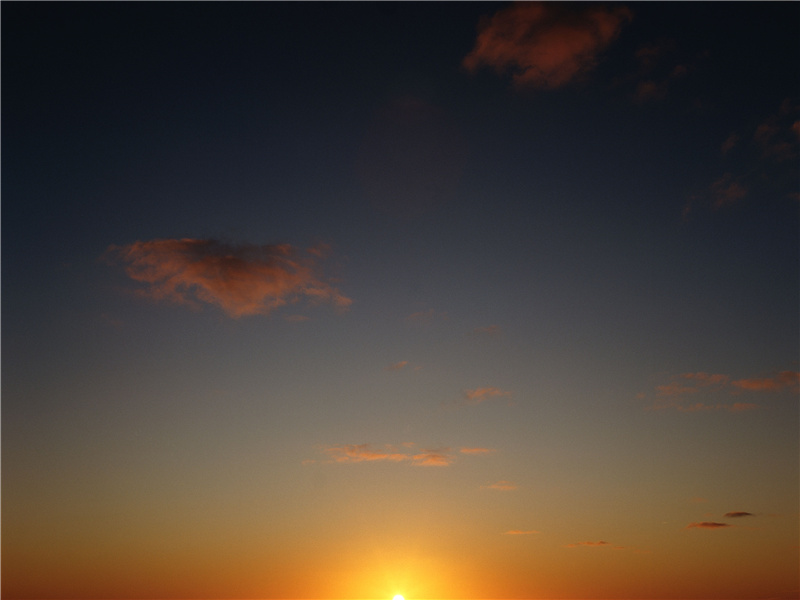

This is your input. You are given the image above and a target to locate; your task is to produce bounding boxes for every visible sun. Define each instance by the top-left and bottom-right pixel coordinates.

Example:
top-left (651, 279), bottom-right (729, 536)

top-left (392, 595), bottom-right (405, 600)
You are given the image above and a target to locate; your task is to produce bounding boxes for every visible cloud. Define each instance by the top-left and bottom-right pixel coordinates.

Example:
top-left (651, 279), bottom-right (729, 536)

top-left (324, 444), bottom-right (411, 464)
top-left (724, 512), bottom-right (754, 518)
top-left (721, 133), bottom-right (740, 155)
top-left (481, 480), bottom-right (517, 491)
top-left (320, 444), bottom-right (455, 467)
top-left (685, 522), bottom-right (731, 529)
top-left (411, 450), bottom-right (454, 467)
top-left (386, 361), bottom-right (409, 371)
top-left (106, 239), bottom-right (351, 318)
top-left (459, 447), bottom-right (496, 455)
top-left (462, 2), bottom-right (632, 89)
top-left (646, 369), bottom-right (796, 412)
top-left (463, 386), bottom-right (513, 405)
top-left (566, 541), bottom-right (610, 547)
top-left (732, 371), bottom-right (799, 393)
top-left (473, 324), bottom-right (501, 335)
top-left (406, 308), bottom-right (447, 323)
top-left (710, 173), bottom-right (747, 209)
top-left (504, 529), bottom-right (540, 535)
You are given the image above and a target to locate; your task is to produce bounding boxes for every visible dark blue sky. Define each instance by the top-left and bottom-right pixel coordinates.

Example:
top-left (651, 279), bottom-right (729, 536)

top-left (3, 3), bottom-right (799, 599)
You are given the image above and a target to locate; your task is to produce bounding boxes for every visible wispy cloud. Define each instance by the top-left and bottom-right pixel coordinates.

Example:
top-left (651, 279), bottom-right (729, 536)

top-left (724, 511), bottom-right (754, 518)
top-left (473, 324), bottom-right (501, 336)
top-left (685, 522), bottom-right (731, 529)
top-left (406, 308), bottom-right (446, 323)
top-left (463, 386), bottom-right (513, 405)
top-left (503, 529), bottom-right (540, 535)
top-left (481, 480), bottom-right (517, 491)
top-left (646, 368), bottom-right (798, 412)
top-left (386, 361), bottom-right (409, 371)
top-left (459, 447), bottom-right (496, 455)
top-left (106, 239), bottom-right (351, 318)
top-left (319, 444), bottom-right (456, 467)
top-left (462, 2), bottom-right (632, 90)
top-left (732, 371), bottom-right (799, 393)
top-left (566, 541), bottom-right (610, 548)
top-left (686, 99), bottom-right (800, 216)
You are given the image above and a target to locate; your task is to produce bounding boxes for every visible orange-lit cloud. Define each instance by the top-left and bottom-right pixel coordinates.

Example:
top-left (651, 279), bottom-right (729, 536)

top-left (724, 511), bottom-right (754, 518)
top-left (106, 239), bottom-right (351, 318)
top-left (473, 324), bottom-right (501, 335)
top-left (721, 132), bottom-right (740, 154)
top-left (462, 2), bottom-right (632, 89)
top-left (459, 447), bottom-right (496, 455)
top-left (412, 450), bottom-right (454, 467)
top-left (320, 444), bottom-right (456, 467)
top-left (710, 173), bottom-right (747, 209)
top-left (647, 369), bottom-right (796, 412)
top-left (732, 371), bottom-right (799, 393)
top-left (685, 522), bottom-right (731, 529)
top-left (481, 480), bottom-right (517, 491)
top-left (324, 444), bottom-right (411, 464)
top-left (566, 541), bottom-right (610, 547)
top-left (463, 386), bottom-right (512, 405)
top-left (503, 529), bottom-right (540, 535)
top-left (386, 361), bottom-right (409, 371)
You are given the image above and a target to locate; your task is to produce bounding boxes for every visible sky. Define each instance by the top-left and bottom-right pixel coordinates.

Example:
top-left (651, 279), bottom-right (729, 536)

top-left (2, 2), bottom-right (799, 599)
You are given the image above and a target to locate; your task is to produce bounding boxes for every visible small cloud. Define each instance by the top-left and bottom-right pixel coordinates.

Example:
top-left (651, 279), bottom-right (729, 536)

top-left (463, 386), bottom-right (513, 405)
top-left (685, 522), bottom-right (731, 529)
top-left (724, 511), bottom-right (754, 518)
top-left (459, 447), bottom-right (496, 455)
top-left (105, 239), bottom-right (351, 318)
top-left (324, 444), bottom-right (411, 464)
top-left (473, 324), bottom-right (501, 335)
top-left (566, 541), bottom-right (610, 548)
top-left (412, 449), bottom-right (454, 467)
top-left (386, 360), bottom-right (409, 371)
top-left (406, 308), bottom-right (446, 323)
top-left (710, 173), bottom-right (747, 209)
top-left (732, 371), bottom-right (799, 393)
top-left (481, 480), bottom-right (517, 491)
top-left (690, 497), bottom-right (708, 504)
top-left (503, 529), bottom-right (540, 535)
top-left (721, 132), bottom-right (740, 155)
top-left (319, 444), bottom-right (456, 467)
top-left (285, 314), bottom-right (310, 323)
top-left (462, 2), bottom-right (632, 90)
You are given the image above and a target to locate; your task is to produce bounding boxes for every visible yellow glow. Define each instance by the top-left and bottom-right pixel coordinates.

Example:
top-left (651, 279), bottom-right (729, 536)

top-left (392, 595), bottom-right (404, 600)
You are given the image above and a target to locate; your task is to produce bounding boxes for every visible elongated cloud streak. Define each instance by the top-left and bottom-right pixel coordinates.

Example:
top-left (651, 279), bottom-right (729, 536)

top-left (567, 541), bottom-right (610, 547)
top-left (504, 530), bottom-right (540, 535)
top-left (106, 239), bottom-right (351, 318)
top-left (463, 386), bottom-right (512, 405)
top-left (321, 444), bottom-right (454, 467)
top-left (459, 447), bottom-right (496, 455)
top-left (724, 511), bottom-right (754, 518)
top-left (463, 2), bottom-right (632, 89)
top-left (481, 480), bottom-right (517, 491)
top-left (732, 371), bottom-right (799, 392)
top-left (685, 522), bottom-right (731, 529)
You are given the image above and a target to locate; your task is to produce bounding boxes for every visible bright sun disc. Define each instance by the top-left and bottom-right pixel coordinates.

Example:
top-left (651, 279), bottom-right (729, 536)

top-left (392, 596), bottom-right (404, 600)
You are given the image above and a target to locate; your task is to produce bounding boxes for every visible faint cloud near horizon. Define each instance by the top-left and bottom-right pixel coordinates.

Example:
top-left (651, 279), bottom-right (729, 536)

top-left (105, 238), bottom-right (351, 318)
top-left (462, 2), bottom-right (632, 90)
top-left (481, 480), bottom-right (517, 491)
top-left (318, 443), bottom-right (458, 467)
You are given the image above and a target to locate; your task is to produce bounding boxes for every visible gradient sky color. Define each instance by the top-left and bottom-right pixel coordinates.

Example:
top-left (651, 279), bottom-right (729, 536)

top-left (2, 3), bottom-right (799, 599)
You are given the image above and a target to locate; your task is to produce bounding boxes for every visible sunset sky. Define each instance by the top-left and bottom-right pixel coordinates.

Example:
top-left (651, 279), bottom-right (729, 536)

top-left (2, 3), bottom-right (798, 599)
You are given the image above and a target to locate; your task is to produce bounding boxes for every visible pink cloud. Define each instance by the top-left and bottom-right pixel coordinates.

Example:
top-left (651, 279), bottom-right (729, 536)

top-left (710, 173), bottom-right (747, 209)
top-left (320, 444), bottom-right (455, 467)
top-left (463, 386), bottom-right (512, 405)
top-left (732, 371), bottom-right (799, 393)
top-left (685, 522), bottom-right (731, 529)
top-left (106, 239), bottom-right (351, 318)
top-left (481, 480), bottom-right (517, 491)
top-left (463, 2), bottom-right (632, 89)
top-left (386, 360), bottom-right (409, 371)
top-left (459, 447), bottom-right (496, 455)
top-left (503, 529), bottom-right (540, 535)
